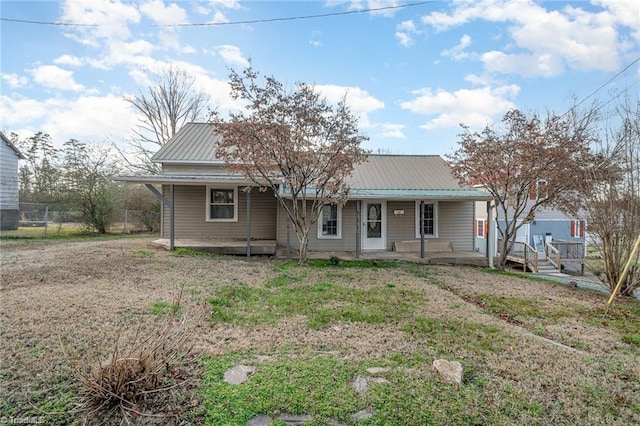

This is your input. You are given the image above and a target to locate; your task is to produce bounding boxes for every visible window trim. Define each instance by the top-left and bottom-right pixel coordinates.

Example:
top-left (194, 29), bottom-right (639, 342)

top-left (414, 201), bottom-right (438, 238)
top-left (206, 186), bottom-right (238, 222)
top-left (476, 219), bottom-right (487, 238)
top-left (317, 203), bottom-right (342, 239)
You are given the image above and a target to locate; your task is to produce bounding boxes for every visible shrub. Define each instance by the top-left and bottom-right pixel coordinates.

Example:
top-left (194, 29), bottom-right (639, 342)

top-left (73, 309), bottom-right (201, 422)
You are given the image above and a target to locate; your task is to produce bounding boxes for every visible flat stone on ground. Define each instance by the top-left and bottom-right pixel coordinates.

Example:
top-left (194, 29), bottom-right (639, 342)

top-left (352, 408), bottom-right (377, 421)
top-left (352, 375), bottom-right (369, 394)
top-left (276, 413), bottom-right (314, 425)
top-left (433, 359), bottom-right (463, 385)
top-left (246, 414), bottom-right (272, 426)
top-left (223, 365), bottom-right (256, 385)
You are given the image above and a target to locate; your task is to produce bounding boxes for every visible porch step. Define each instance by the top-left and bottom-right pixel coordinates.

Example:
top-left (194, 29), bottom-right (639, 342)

top-left (537, 259), bottom-right (560, 273)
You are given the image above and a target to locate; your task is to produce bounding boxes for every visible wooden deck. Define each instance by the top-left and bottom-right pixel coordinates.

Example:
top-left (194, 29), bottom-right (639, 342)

top-left (153, 238), bottom-right (488, 266)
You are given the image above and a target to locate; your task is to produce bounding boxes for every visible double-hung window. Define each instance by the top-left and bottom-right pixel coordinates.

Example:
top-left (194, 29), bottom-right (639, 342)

top-left (415, 201), bottom-right (438, 238)
top-left (207, 186), bottom-right (238, 222)
top-left (318, 204), bottom-right (342, 239)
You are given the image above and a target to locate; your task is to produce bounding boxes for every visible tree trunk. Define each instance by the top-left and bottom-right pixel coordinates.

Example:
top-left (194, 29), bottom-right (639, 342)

top-left (298, 232), bottom-right (309, 265)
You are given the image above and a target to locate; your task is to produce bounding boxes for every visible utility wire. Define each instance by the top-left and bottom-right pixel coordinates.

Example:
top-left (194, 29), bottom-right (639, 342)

top-left (558, 56), bottom-right (640, 119)
top-left (0, 1), bottom-right (435, 27)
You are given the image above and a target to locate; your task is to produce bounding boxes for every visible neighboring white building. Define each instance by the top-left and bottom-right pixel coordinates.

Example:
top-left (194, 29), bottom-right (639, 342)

top-left (0, 132), bottom-right (25, 230)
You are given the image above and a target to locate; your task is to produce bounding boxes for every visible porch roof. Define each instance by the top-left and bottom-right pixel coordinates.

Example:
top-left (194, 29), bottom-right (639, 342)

top-left (349, 188), bottom-right (492, 201)
top-left (113, 174), bottom-right (251, 185)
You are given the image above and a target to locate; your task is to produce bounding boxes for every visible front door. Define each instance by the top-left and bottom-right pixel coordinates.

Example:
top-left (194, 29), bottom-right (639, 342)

top-left (362, 201), bottom-right (386, 250)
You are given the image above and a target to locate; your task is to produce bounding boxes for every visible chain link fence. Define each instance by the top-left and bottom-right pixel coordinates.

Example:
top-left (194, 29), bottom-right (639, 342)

top-left (8, 202), bottom-right (160, 238)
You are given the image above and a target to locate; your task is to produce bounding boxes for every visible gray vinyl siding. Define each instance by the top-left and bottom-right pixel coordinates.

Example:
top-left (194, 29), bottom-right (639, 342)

top-left (438, 201), bottom-right (474, 251)
top-left (276, 201), bottom-right (358, 252)
top-left (387, 201), bottom-right (416, 249)
top-left (0, 139), bottom-right (20, 210)
top-left (276, 199), bottom-right (474, 252)
top-left (388, 200), bottom-right (473, 251)
top-left (161, 185), bottom-right (277, 240)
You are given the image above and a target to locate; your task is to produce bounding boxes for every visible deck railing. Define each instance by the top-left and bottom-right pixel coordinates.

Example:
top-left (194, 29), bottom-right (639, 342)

top-left (546, 240), bottom-right (585, 274)
top-left (497, 238), bottom-right (539, 272)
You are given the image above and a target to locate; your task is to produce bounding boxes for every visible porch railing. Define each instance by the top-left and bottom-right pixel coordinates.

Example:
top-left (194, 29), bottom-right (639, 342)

top-left (497, 238), bottom-right (539, 273)
top-left (546, 240), bottom-right (585, 274)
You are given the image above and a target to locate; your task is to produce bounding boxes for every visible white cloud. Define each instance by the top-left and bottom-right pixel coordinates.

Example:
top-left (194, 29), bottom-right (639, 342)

top-left (481, 50), bottom-right (564, 77)
top-left (216, 45), bottom-right (249, 68)
top-left (327, 0), bottom-right (402, 17)
top-left (441, 34), bottom-right (472, 61)
top-left (314, 84), bottom-right (384, 128)
top-left (395, 20), bottom-right (421, 47)
top-left (31, 65), bottom-right (85, 92)
top-left (140, 0), bottom-right (188, 25)
top-left (61, 0), bottom-right (141, 46)
top-left (209, 0), bottom-right (242, 9)
top-left (421, 0), bottom-right (637, 76)
top-left (2, 73), bottom-right (28, 89)
top-left (376, 123), bottom-right (405, 139)
top-left (401, 85), bottom-right (520, 130)
top-left (367, 0), bottom-right (402, 17)
top-left (54, 54), bottom-right (84, 67)
top-left (0, 94), bottom-right (137, 145)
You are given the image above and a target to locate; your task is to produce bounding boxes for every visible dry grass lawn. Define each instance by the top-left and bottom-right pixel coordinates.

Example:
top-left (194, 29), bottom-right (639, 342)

top-left (1, 237), bottom-right (639, 425)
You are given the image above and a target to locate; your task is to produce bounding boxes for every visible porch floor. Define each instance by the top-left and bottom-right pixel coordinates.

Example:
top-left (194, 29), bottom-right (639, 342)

top-left (153, 238), bottom-right (488, 266)
top-left (153, 239), bottom-right (277, 255)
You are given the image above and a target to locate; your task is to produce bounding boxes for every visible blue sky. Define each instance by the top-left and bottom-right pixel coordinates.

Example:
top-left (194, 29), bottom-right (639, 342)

top-left (1, 0), bottom-right (639, 155)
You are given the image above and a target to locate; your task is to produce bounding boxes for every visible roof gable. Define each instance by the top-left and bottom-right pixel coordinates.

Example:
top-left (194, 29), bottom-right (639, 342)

top-left (348, 155), bottom-right (461, 190)
top-left (152, 123), bottom-right (221, 163)
top-left (1, 131), bottom-right (26, 159)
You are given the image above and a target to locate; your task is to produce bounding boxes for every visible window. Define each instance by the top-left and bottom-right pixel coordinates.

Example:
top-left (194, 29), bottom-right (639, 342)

top-left (415, 201), bottom-right (438, 238)
top-left (570, 220), bottom-right (585, 238)
top-left (475, 219), bottom-right (487, 238)
top-left (206, 186), bottom-right (238, 222)
top-left (529, 179), bottom-right (548, 200)
top-left (318, 204), bottom-right (342, 239)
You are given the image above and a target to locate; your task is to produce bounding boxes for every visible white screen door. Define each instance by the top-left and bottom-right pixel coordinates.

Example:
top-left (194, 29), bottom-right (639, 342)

top-left (362, 201), bottom-right (386, 250)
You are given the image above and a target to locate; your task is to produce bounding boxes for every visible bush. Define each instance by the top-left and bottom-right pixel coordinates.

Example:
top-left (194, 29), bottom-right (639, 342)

top-left (74, 309), bottom-right (201, 422)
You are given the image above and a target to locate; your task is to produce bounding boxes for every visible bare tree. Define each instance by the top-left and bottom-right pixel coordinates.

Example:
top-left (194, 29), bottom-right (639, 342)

top-left (447, 109), bottom-right (596, 270)
top-left (121, 66), bottom-right (210, 174)
top-left (211, 65), bottom-right (368, 263)
top-left (579, 98), bottom-right (640, 296)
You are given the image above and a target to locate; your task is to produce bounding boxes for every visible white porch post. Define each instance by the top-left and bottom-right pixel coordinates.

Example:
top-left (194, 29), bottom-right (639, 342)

top-left (246, 188), bottom-right (251, 257)
top-left (487, 200), bottom-right (495, 268)
top-left (420, 200), bottom-right (425, 259)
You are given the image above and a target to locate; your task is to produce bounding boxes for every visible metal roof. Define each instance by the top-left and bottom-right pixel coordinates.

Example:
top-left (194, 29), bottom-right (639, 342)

top-left (152, 123), bottom-right (222, 163)
top-left (137, 123), bottom-right (489, 200)
top-left (349, 188), bottom-right (493, 200)
top-left (1, 131), bottom-right (26, 159)
top-left (348, 155), bottom-right (462, 190)
top-left (114, 175), bottom-right (250, 185)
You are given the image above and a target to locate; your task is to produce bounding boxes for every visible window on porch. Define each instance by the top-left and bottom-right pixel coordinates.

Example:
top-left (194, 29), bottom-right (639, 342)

top-left (415, 201), bottom-right (438, 238)
top-left (318, 203), bottom-right (342, 239)
top-left (206, 186), bottom-right (238, 222)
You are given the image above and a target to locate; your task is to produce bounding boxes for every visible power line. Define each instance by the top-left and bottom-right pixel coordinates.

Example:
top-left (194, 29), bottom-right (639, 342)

top-left (558, 56), bottom-right (640, 119)
top-left (0, 1), bottom-right (435, 28)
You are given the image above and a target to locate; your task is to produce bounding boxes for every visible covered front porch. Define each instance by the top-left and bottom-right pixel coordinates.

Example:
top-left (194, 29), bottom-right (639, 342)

top-left (151, 237), bottom-right (488, 266)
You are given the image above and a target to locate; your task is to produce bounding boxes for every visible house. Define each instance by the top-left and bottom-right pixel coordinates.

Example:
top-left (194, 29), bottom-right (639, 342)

top-left (0, 132), bottom-right (25, 231)
top-left (474, 191), bottom-right (586, 273)
top-left (117, 123), bottom-right (493, 261)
